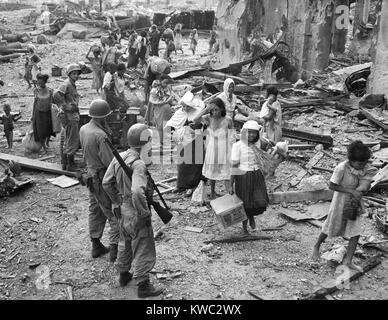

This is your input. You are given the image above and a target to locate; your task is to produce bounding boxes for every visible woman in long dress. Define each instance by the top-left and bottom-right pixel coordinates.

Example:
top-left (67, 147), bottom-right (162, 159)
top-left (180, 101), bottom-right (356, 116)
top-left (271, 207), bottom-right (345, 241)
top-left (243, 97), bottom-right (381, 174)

top-left (32, 73), bottom-right (54, 152)
top-left (165, 91), bottom-right (206, 197)
top-left (194, 97), bottom-right (233, 199)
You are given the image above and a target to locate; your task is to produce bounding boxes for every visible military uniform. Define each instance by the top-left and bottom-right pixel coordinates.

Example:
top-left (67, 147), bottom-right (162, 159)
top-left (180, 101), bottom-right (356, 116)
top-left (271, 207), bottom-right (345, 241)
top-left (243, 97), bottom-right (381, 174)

top-left (102, 148), bottom-right (156, 284)
top-left (80, 119), bottom-right (120, 247)
top-left (54, 78), bottom-right (80, 158)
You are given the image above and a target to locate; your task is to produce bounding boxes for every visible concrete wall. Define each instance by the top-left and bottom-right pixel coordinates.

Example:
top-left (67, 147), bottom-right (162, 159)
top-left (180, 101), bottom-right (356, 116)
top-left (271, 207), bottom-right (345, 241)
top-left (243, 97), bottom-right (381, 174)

top-left (368, 0), bottom-right (388, 94)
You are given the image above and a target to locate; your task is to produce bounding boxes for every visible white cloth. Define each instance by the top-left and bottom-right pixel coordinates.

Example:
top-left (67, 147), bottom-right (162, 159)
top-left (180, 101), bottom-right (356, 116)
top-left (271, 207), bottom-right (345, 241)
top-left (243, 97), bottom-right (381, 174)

top-left (102, 72), bottom-right (112, 89)
top-left (165, 108), bottom-right (187, 130)
top-left (231, 140), bottom-right (262, 172)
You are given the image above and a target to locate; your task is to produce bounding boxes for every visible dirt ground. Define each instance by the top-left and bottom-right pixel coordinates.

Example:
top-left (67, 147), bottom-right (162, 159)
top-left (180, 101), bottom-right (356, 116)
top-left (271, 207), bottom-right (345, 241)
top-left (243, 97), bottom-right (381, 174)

top-left (1, 8), bottom-right (388, 301)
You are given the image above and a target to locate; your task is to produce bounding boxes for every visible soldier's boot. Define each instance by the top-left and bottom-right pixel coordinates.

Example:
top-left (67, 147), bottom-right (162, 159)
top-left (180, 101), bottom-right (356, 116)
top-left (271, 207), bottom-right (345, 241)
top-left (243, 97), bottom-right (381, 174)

top-left (109, 244), bottom-right (118, 262)
top-left (61, 153), bottom-right (67, 170)
top-left (137, 279), bottom-right (164, 298)
top-left (66, 155), bottom-right (77, 172)
top-left (119, 272), bottom-right (133, 287)
top-left (91, 238), bottom-right (109, 258)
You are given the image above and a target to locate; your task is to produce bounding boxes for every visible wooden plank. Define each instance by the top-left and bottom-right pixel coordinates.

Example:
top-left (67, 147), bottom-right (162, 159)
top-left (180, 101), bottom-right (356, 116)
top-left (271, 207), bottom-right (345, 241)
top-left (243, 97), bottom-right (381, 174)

top-left (290, 168), bottom-right (308, 187)
top-left (306, 152), bottom-right (324, 169)
top-left (269, 190), bottom-right (334, 204)
top-left (204, 235), bottom-right (272, 244)
top-left (157, 177), bottom-right (177, 184)
top-left (288, 144), bottom-right (317, 150)
top-left (289, 152), bottom-right (324, 187)
top-left (0, 153), bottom-right (77, 177)
top-left (360, 108), bottom-right (388, 132)
top-left (312, 166), bottom-right (334, 173)
top-left (184, 226), bottom-right (203, 233)
top-left (301, 255), bottom-right (382, 300)
top-left (196, 71), bottom-right (253, 85)
top-left (282, 127), bottom-right (333, 148)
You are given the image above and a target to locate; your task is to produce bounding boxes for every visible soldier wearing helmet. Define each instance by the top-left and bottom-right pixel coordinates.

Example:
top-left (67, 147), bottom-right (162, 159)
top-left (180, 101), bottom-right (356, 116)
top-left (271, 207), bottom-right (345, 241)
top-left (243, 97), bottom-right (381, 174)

top-left (102, 124), bottom-right (164, 298)
top-left (79, 99), bottom-right (120, 262)
top-left (53, 63), bottom-right (82, 171)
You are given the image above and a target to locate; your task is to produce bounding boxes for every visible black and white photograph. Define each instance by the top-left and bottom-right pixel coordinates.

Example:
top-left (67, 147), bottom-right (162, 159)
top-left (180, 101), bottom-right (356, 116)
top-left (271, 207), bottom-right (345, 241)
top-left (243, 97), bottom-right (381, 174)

top-left (0, 0), bottom-right (387, 310)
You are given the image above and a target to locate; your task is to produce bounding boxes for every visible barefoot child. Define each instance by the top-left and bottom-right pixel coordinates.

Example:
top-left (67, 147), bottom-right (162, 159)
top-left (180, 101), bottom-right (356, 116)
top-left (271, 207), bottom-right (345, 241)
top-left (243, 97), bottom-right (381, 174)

top-left (1, 103), bottom-right (22, 149)
top-left (189, 29), bottom-right (198, 55)
top-left (230, 120), bottom-right (272, 234)
top-left (312, 141), bottom-right (377, 272)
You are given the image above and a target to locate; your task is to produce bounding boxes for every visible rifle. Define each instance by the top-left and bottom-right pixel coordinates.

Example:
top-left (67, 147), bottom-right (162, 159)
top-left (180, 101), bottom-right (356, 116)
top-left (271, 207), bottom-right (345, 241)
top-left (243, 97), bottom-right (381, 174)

top-left (104, 138), bottom-right (173, 225)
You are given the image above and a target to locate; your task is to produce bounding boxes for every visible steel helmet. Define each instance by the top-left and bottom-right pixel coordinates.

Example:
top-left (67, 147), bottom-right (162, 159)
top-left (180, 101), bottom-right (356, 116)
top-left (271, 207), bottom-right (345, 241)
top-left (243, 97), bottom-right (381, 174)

top-left (66, 63), bottom-right (81, 76)
top-left (242, 120), bottom-right (262, 132)
top-left (127, 124), bottom-right (152, 148)
top-left (88, 99), bottom-right (112, 118)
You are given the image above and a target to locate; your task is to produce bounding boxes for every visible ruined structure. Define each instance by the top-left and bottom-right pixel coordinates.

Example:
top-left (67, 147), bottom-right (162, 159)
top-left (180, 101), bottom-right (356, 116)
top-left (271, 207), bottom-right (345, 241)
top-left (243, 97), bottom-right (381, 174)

top-left (215, 0), bottom-right (385, 83)
top-left (368, 0), bottom-right (388, 95)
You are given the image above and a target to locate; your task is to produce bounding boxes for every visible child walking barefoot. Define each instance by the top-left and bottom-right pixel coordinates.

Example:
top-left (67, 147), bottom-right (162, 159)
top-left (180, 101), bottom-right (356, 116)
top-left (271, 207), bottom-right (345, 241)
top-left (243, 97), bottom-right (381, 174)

top-left (230, 121), bottom-right (272, 234)
top-left (312, 141), bottom-right (377, 272)
top-left (1, 103), bottom-right (22, 149)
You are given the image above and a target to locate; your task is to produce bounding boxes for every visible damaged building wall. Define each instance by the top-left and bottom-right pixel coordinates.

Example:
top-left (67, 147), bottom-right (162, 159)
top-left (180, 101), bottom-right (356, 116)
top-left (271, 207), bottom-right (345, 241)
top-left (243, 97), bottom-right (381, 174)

top-left (368, 0), bottom-right (388, 95)
top-left (214, 0), bottom-right (286, 68)
top-left (215, 0), bottom-right (342, 79)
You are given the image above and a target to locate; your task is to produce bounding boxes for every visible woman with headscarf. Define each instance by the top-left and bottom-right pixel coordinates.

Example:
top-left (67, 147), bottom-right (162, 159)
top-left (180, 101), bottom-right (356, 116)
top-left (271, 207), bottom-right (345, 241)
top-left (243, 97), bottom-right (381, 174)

top-left (32, 73), bottom-right (55, 152)
top-left (218, 78), bottom-right (250, 126)
top-left (165, 91), bottom-right (206, 196)
top-left (193, 97), bottom-right (233, 199)
top-left (230, 120), bottom-right (273, 233)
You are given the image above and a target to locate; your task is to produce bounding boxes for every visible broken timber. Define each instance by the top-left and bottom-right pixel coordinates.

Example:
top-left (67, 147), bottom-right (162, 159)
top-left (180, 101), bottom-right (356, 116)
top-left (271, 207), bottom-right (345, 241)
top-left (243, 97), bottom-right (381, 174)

top-left (290, 152), bottom-right (324, 187)
top-left (0, 153), bottom-right (77, 177)
top-left (204, 235), bottom-right (272, 244)
top-left (300, 255), bottom-right (382, 300)
top-left (359, 108), bottom-right (388, 132)
top-left (282, 127), bottom-right (333, 148)
top-left (269, 190), bottom-right (334, 204)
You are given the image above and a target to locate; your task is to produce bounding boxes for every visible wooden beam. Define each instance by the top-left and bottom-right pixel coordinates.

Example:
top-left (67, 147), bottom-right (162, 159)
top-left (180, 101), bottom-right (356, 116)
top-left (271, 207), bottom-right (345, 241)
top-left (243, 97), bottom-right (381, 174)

top-left (204, 235), bottom-right (272, 244)
top-left (360, 108), bottom-right (388, 132)
top-left (196, 71), bottom-right (254, 85)
top-left (269, 190), bottom-right (334, 204)
top-left (301, 255), bottom-right (382, 300)
top-left (288, 144), bottom-right (317, 150)
top-left (0, 153), bottom-right (77, 177)
top-left (289, 152), bottom-right (324, 187)
top-left (282, 127), bottom-right (333, 148)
